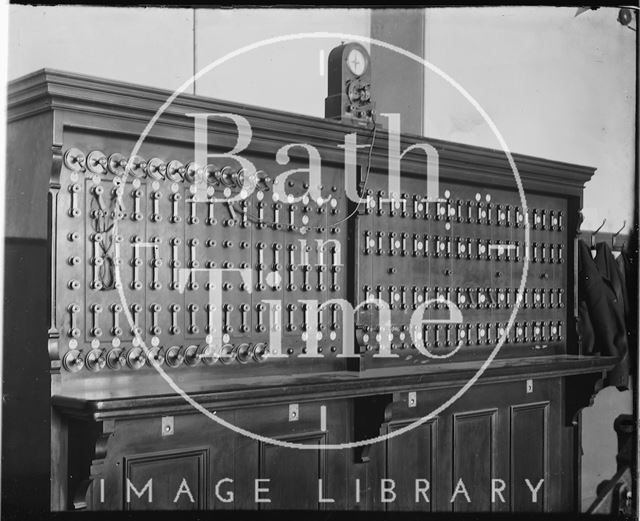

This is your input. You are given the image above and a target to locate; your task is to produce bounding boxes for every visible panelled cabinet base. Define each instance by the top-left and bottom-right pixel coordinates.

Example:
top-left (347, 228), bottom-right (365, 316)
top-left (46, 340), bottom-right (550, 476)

top-left (5, 69), bottom-right (618, 513)
top-left (53, 356), bottom-right (614, 512)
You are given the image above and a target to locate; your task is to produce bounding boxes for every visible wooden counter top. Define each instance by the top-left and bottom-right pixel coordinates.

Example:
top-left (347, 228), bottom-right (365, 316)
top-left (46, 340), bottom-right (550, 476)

top-left (53, 354), bottom-right (616, 420)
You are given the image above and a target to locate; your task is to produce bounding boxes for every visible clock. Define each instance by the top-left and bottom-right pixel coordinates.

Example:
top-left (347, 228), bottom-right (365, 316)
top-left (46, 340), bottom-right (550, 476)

top-left (324, 42), bottom-right (375, 127)
top-left (346, 48), bottom-right (367, 76)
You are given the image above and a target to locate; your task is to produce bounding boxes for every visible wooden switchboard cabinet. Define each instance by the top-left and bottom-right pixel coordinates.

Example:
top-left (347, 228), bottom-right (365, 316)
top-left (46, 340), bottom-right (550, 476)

top-left (3, 69), bottom-right (617, 514)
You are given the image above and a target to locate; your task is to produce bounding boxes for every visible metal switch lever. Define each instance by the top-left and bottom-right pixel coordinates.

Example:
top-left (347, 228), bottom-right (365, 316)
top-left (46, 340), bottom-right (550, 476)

top-left (331, 266), bottom-right (340, 292)
top-left (273, 202), bottom-right (281, 229)
top-left (302, 266), bottom-right (311, 291)
top-left (68, 304), bottom-right (81, 338)
top-left (110, 304), bottom-right (123, 336)
top-left (255, 303), bottom-right (266, 332)
top-left (189, 238), bottom-right (199, 268)
top-left (169, 304), bottom-right (181, 335)
top-left (389, 232), bottom-right (396, 256)
top-left (131, 188), bottom-right (143, 222)
top-left (205, 304), bottom-right (215, 334)
top-left (188, 197), bottom-right (199, 224)
top-left (376, 191), bottom-right (385, 215)
top-left (240, 201), bottom-right (249, 228)
top-left (206, 198), bottom-right (216, 225)
top-left (130, 236), bottom-right (143, 290)
top-left (170, 237), bottom-right (181, 290)
top-left (151, 190), bottom-right (162, 222)
top-left (149, 303), bottom-right (161, 336)
top-left (223, 304), bottom-right (233, 333)
top-left (188, 304), bottom-right (199, 334)
top-left (130, 303), bottom-right (142, 335)
top-left (90, 304), bottom-right (103, 337)
top-left (68, 183), bottom-right (81, 218)
top-left (287, 304), bottom-right (297, 331)
top-left (289, 204), bottom-right (296, 229)
top-left (170, 192), bottom-right (182, 223)
top-left (272, 243), bottom-right (282, 271)
top-left (330, 304), bottom-right (339, 330)
top-left (90, 233), bottom-right (103, 290)
top-left (317, 265), bottom-right (326, 291)
top-left (239, 303), bottom-right (249, 333)
top-left (256, 202), bottom-right (265, 227)
top-left (377, 231), bottom-right (384, 255)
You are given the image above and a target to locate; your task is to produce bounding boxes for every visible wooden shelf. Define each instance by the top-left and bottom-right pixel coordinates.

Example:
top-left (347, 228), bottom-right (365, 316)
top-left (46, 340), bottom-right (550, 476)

top-left (53, 354), bottom-right (616, 421)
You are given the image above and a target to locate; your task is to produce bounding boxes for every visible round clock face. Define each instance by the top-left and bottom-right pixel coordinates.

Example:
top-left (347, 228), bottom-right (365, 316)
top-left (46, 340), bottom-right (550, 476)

top-left (346, 48), bottom-right (367, 76)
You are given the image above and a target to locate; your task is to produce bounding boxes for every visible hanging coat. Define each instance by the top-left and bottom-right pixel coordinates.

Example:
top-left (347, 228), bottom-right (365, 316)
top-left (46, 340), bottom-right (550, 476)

top-left (577, 240), bottom-right (629, 390)
top-left (617, 249), bottom-right (636, 371)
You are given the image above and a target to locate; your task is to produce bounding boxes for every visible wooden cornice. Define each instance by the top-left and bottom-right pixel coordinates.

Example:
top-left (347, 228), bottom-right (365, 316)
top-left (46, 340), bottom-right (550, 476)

top-left (8, 69), bottom-right (595, 195)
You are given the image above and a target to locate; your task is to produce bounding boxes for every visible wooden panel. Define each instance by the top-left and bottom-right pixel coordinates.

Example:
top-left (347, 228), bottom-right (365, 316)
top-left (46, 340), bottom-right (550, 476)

top-left (124, 449), bottom-right (208, 510)
top-left (511, 402), bottom-right (548, 512)
top-left (452, 409), bottom-right (497, 512)
top-left (385, 419), bottom-right (437, 511)
top-left (259, 432), bottom-right (327, 510)
top-left (4, 112), bottom-right (53, 239)
top-left (2, 240), bottom-right (50, 516)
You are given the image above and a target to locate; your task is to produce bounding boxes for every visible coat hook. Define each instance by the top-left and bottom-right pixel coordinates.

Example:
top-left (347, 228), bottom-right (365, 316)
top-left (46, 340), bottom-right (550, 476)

top-left (591, 219), bottom-right (606, 248)
top-left (612, 220), bottom-right (626, 249)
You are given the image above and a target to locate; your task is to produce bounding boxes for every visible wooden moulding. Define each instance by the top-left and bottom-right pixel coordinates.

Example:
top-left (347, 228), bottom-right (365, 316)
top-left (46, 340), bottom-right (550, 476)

top-left (52, 354), bottom-right (616, 422)
top-left (8, 69), bottom-right (595, 197)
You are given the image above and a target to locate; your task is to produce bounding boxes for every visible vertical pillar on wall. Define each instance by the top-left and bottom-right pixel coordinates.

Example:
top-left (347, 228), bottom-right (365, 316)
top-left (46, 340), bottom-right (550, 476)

top-left (192, 9), bottom-right (195, 95)
top-left (370, 9), bottom-right (425, 136)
